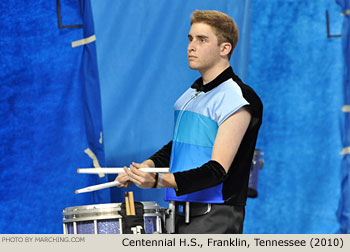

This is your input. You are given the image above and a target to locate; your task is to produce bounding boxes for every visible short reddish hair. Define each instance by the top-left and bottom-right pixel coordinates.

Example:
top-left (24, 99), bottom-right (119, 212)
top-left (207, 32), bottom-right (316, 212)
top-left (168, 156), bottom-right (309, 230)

top-left (190, 10), bottom-right (239, 60)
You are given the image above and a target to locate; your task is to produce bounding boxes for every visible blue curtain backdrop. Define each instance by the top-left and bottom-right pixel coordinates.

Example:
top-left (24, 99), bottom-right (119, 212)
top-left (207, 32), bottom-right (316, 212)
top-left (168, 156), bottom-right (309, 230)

top-left (336, 0), bottom-right (350, 234)
top-left (0, 0), bottom-right (345, 234)
top-left (244, 0), bottom-right (343, 233)
top-left (0, 0), bottom-right (108, 234)
top-left (90, 0), bottom-right (253, 208)
top-left (92, 0), bottom-right (344, 233)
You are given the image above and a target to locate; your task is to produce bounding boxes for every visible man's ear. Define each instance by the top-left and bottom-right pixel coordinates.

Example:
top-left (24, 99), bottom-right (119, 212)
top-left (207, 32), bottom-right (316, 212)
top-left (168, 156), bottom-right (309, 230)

top-left (220, 42), bottom-right (232, 57)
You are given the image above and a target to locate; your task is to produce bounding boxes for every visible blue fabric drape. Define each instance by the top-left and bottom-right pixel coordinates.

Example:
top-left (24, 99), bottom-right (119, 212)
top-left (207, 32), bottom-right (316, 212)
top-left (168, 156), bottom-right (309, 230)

top-left (244, 0), bottom-right (342, 233)
top-left (0, 0), bottom-right (344, 234)
top-left (93, 0), bottom-right (343, 233)
top-left (0, 0), bottom-right (108, 233)
top-left (78, 0), bottom-right (109, 203)
top-left (336, 0), bottom-right (350, 234)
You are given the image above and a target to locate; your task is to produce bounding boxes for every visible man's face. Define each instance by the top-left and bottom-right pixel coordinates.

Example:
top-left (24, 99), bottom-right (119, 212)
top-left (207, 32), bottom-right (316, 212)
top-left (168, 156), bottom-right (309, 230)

top-left (187, 22), bottom-right (222, 73)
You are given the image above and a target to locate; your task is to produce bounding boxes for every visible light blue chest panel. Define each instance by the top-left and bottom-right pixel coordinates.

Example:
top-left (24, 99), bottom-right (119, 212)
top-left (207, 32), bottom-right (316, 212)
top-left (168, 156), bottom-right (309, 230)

top-left (165, 79), bottom-right (249, 203)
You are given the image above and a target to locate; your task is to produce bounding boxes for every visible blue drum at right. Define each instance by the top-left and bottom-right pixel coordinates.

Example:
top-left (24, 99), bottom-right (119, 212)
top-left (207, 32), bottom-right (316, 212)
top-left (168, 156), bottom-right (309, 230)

top-left (247, 149), bottom-right (264, 198)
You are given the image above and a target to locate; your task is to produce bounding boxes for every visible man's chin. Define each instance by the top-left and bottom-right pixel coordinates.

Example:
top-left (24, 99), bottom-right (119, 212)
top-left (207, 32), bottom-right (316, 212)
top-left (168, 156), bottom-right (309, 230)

top-left (188, 63), bottom-right (199, 70)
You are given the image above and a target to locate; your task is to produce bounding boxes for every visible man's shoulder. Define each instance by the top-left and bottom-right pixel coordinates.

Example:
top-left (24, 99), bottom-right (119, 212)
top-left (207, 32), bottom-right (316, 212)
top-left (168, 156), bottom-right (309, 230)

top-left (229, 72), bottom-right (263, 117)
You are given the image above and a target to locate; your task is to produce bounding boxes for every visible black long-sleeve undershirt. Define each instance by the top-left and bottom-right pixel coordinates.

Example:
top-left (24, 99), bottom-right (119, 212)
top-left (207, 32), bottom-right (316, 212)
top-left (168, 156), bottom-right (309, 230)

top-left (149, 142), bottom-right (226, 195)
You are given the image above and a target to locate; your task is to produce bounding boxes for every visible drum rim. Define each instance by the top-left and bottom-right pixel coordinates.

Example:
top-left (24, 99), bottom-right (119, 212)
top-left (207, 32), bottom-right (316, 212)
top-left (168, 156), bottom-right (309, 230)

top-left (62, 215), bottom-right (123, 223)
top-left (62, 201), bottom-right (161, 221)
top-left (64, 201), bottom-right (158, 210)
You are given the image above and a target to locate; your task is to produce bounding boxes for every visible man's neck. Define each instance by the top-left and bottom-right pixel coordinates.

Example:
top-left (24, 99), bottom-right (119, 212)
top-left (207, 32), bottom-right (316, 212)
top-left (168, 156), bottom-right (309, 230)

top-left (200, 61), bottom-right (230, 85)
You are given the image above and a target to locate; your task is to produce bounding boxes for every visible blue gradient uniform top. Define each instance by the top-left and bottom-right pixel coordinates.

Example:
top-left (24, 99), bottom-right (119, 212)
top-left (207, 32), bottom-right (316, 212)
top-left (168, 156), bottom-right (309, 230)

top-left (165, 78), bottom-right (249, 203)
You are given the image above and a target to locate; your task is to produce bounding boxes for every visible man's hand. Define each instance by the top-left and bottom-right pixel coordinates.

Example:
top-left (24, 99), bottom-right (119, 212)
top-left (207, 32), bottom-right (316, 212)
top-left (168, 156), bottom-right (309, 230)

top-left (115, 168), bottom-right (132, 188)
top-left (124, 162), bottom-right (157, 188)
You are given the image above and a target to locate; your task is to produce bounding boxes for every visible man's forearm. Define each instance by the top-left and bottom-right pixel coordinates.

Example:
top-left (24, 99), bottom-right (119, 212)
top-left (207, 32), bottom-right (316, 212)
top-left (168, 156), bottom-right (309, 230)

top-left (173, 160), bottom-right (226, 195)
top-left (157, 173), bottom-right (177, 189)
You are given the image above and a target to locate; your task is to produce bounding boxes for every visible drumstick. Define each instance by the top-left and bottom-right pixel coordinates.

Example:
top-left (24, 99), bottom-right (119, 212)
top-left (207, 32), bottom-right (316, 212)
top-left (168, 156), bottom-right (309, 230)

top-left (124, 192), bottom-right (131, 216)
top-left (77, 167), bottom-right (170, 174)
top-left (128, 191), bottom-right (136, 215)
top-left (75, 181), bottom-right (122, 194)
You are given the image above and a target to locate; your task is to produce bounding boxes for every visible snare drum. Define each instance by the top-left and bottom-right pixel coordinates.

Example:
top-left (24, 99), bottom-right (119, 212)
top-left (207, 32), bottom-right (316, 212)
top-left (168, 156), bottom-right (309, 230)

top-left (62, 201), bottom-right (164, 234)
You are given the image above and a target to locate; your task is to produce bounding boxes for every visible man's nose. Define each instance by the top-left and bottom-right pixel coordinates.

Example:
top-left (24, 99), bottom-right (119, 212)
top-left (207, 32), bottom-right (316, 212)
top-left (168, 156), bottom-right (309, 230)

top-left (188, 41), bottom-right (196, 52)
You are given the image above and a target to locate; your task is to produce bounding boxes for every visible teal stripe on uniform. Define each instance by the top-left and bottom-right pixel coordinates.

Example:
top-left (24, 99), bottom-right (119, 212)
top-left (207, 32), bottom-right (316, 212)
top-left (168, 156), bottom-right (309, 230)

top-left (173, 110), bottom-right (218, 147)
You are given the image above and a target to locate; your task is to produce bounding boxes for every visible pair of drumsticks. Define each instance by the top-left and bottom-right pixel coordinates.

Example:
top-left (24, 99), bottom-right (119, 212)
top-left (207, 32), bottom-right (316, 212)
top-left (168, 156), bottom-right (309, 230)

top-left (124, 191), bottom-right (135, 215)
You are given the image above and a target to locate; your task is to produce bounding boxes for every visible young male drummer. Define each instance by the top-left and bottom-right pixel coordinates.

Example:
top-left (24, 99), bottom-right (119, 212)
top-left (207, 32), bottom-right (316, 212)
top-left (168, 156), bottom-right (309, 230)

top-left (116, 10), bottom-right (263, 234)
